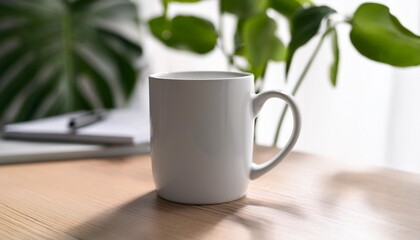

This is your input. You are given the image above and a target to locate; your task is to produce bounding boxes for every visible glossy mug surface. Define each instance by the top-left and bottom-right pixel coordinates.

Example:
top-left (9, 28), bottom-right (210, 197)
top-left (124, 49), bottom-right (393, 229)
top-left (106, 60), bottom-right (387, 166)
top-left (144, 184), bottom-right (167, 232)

top-left (149, 71), bottom-right (301, 204)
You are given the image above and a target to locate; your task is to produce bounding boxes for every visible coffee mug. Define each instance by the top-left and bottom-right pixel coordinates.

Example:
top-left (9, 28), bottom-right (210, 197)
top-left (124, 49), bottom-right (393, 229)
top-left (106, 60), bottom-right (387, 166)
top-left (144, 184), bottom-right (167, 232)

top-left (149, 71), bottom-right (301, 204)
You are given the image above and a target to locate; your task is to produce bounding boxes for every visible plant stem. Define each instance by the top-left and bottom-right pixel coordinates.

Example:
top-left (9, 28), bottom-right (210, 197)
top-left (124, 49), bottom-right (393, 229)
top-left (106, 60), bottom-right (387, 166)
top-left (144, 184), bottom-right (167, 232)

top-left (272, 28), bottom-right (334, 146)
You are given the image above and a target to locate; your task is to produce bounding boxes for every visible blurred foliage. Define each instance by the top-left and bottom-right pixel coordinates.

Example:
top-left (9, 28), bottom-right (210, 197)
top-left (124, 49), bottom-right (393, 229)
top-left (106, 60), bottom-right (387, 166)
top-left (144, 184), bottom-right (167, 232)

top-left (149, 0), bottom-right (420, 83)
top-left (0, 0), bottom-right (142, 123)
top-left (285, 6), bottom-right (336, 78)
top-left (148, 0), bottom-right (420, 145)
top-left (2, 0), bottom-right (420, 144)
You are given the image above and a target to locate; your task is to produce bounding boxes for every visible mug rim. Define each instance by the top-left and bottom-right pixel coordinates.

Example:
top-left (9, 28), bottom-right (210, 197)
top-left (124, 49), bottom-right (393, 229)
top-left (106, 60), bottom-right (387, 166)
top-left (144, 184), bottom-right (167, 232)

top-left (149, 71), bottom-right (253, 81)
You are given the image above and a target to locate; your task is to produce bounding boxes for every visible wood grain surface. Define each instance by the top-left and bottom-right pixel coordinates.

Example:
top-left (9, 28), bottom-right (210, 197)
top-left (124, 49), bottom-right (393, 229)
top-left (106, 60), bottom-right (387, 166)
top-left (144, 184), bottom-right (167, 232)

top-left (0, 146), bottom-right (420, 240)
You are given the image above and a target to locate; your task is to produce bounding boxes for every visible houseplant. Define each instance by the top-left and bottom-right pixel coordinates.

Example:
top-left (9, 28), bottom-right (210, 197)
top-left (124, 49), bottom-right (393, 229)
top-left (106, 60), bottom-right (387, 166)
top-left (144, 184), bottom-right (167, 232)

top-left (0, 0), bottom-right (143, 123)
top-left (148, 0), bottom-right (420, 146)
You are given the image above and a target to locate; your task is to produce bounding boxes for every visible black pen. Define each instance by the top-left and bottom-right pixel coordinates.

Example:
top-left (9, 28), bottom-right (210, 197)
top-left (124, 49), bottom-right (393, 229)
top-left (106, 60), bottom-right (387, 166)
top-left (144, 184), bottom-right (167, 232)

top-left (68, 109), bottom-right (107, 129)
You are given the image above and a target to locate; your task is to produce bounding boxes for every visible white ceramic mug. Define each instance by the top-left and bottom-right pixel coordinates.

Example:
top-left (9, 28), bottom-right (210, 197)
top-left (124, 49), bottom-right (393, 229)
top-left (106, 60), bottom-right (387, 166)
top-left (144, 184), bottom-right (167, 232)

top-left (149, 71), bottom-right (301, 204)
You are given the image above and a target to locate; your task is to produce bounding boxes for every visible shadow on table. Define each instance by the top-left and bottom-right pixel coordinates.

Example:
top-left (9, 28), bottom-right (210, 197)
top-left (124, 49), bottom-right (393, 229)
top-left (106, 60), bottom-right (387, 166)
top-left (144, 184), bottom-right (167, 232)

top-left (68, 191), bottom-right (304, 240)
top-left (323, 169), bottom-right (420, 230)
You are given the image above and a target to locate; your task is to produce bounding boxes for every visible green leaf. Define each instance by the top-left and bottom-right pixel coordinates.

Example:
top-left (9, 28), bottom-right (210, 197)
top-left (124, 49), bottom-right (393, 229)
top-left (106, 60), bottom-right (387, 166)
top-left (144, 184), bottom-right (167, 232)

top-left (97, 27), bottom-right (143, 56)
top-left (243, 14), bottom-right (283, 79)
top-left (0, 0), bottom-right (142, 122)
top-left (101, 38), bottom-right (138, 98)
top-left (43, 95), bottom-right (65, 118)
top-left (171, 16), bottom-right (218, 54)
top-left (0, 59), bottom-right (41, 116)
top-left (286, 6), bottom-right (336, 77)
top-left (269, 0), bottom-right (313, 19)
top-left (148, 16), bottom-right (172, 46)
top-left (168, 0), bottom-right (201, 2)
top-left (74, 86), bottom-right (94, 110)
top-left (90, 2), bottom-right (139, 23)
top-left (0, 46), bottom-right (29, 79)
top-left (350, 3), bottom-right (420, 67)
top-left (148, 15), bottom-right (218, 54)
top-left (71, 0), bottom-right (100, 12)
top-left (270, 37), bottom-right (287, 62)
top-left (234, 19), bottom-right (245, 56)
top-left (270, 0), bottom-right (300, 19)
top-left (75, 53), bottom-right (115, 108)
top-left (78, 26), bottom-right (139, 99)
top-left (0, 26), bottom-right (60, 81)
top-left (13, 71), bottom-right (60, 122)
top-left (330, 29), bottom-right (339, 86)
top-left (0, 18), bottom-right (59, 45)
top-left (221, 0), bottom-right (268, 19)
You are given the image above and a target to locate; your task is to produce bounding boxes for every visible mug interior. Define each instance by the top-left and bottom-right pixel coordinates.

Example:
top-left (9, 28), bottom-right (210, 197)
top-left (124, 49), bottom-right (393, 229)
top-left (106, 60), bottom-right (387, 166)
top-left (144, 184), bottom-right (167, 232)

top-left (150, 71), bottom-right (252, 81)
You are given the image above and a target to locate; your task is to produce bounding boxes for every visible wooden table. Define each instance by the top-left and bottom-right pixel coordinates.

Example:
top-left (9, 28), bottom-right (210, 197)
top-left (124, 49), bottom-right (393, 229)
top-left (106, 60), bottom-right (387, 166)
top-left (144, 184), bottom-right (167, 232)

top-left (1, 146), bottom-right (419, 240)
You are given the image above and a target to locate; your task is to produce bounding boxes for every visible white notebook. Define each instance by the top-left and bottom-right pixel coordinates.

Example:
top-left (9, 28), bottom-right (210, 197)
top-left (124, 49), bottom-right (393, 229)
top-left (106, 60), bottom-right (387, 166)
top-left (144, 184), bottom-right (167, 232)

top-left (0, 109), bottom-right (150, 164)
top-left (0, 139), bottom-right (149, 164)
top-left (2, 109), bottom-right (150, 145)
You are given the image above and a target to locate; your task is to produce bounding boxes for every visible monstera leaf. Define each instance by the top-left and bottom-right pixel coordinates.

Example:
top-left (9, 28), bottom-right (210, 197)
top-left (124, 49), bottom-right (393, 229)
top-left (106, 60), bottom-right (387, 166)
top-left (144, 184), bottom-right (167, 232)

top-left (350, 3), bottom-right (420, 67)
top-left (0, 0), bottom-right (142, 123)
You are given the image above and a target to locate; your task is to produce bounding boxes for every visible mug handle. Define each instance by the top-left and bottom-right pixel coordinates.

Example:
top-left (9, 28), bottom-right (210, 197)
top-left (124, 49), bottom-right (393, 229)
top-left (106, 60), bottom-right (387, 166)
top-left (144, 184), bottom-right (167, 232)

top-left (250, 90), bottom-right (301, 179)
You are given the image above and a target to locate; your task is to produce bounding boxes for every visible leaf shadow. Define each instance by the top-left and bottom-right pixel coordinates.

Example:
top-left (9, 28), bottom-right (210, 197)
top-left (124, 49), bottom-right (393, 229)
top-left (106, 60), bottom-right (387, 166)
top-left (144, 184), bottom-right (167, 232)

top-left (67, 190), bottom-right (305, 240)
top-left (322, 169), bottom-right (420, 235)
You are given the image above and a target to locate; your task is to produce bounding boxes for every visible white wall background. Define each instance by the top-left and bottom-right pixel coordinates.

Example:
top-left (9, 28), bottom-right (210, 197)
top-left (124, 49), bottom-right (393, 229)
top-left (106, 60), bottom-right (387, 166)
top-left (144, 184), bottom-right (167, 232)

top-left (134, 0), bottom-right (420, 173)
